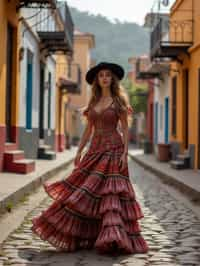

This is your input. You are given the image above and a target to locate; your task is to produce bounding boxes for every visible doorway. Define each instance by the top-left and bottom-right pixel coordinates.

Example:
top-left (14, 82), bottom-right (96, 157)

top-left (26, 50), bottom-right (33, 130)
top-left (183, 69), bottom-right (189, 149)
top-left (164, 97), bottom-right (169, 143)
top-left (5, 23), bottom-right (14, 142)
top-left (154, 102), bottom-right (158, 144)
top-left (39, 63), bottom-right (45, 140)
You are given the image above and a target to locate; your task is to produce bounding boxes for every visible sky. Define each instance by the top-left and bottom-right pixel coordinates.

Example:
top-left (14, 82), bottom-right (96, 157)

top-left (64, 0), bottom-right (175, 25)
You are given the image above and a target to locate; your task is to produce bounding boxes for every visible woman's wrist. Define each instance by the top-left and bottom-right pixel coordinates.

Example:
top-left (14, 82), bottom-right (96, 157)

top-left (77, 149), bottom-right (82, 154)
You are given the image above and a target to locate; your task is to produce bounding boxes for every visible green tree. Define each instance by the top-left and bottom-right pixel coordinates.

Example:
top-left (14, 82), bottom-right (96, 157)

top-left (122, 78), bottom-right (148, 114)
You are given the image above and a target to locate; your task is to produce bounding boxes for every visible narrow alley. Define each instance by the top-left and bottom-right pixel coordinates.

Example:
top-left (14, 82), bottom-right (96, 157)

top-left (0, 155), bottom-right (200, 266)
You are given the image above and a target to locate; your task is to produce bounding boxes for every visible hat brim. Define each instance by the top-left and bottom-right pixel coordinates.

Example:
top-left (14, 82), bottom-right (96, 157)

top-left (86, 62), bottom-right (124, 85)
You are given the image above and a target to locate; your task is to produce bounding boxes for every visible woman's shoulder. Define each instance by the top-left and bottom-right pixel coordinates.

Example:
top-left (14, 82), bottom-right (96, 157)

top-left (116, 103), bottom-right (134, 117)
top-left (79, 104), bottom-right (93, 117)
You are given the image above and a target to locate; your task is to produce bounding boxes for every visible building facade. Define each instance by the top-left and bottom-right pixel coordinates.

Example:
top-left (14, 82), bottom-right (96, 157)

top-left (150, 0), bottom-right (200, 169)
top-left (65, 30), bottom-right (95, 143)
top-left (0, 0), bottom-right (36, 173)
top-left (19, 1), bottom-right (75, 158)
top-left (0, 0), bottom-right (75, 173)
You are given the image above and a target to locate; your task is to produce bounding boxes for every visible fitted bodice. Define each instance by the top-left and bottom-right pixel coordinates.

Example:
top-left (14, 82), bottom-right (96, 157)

top-left (86, 103), bottom-right (124, 152)
top-left (91, 102), bottom-right (119, 132)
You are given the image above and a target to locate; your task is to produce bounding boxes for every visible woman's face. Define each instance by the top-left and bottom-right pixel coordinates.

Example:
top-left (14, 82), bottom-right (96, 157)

top-left (97, 69), bottom-right (112, 88)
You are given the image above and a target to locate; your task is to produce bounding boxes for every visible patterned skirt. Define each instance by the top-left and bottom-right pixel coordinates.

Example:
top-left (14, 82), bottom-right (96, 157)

top-left (31, 132), bottom-right (149, 254)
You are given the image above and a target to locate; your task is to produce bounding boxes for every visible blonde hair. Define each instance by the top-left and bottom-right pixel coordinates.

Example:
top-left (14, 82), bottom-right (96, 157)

top-left (82, 71), bottom-right (133, 127)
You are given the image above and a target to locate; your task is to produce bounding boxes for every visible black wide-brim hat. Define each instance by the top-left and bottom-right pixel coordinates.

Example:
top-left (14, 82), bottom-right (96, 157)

top-left (86, 62), bottom-right (124, 85)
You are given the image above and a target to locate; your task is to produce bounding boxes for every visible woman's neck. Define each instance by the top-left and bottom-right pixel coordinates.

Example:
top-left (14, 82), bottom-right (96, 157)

top-left (101, 87), bottom-right (112, 98)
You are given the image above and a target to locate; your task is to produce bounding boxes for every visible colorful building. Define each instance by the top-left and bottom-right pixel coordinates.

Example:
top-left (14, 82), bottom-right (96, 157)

top-left (18, 2), bottom-right (75, 159)
top-left (0, 0), bottom-right (74, 174)
top-left (150, 0), bottom-right (200, 169)
top-left (65, 30), bottom-right (95, 143)
top-left (127, 56), bottom-right (149, 145)
top-left (0, 0), bottom-right (36, 174)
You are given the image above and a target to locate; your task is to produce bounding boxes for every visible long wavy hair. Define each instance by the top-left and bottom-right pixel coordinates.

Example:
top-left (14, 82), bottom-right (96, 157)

top-left (82, 71), bottom-right (133, 127)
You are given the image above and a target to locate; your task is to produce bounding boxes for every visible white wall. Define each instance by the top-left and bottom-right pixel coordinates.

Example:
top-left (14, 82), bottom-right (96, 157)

top-left (19, 21), bottom-right (40, 129)
top-left (154, 73), bottom-right (170, 144)
top-left (19, 20), bottom-right (56, 132)
top-left (44, 56), bottom-right (56, 131)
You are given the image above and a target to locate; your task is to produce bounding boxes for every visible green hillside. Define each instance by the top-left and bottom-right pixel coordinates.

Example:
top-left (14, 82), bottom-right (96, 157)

top-left (69, 7), bottom-right (150, 72)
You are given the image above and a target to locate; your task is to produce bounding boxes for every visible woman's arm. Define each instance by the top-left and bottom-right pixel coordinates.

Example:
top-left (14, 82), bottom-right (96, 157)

top-left (74, 119), bottom-right (93, 167)
top-left (118, 106), bottom-right (133, 171)
top-left (119, 110), bottom-right (129, 155)
top-left (77, 120), bottom-right (93, 154)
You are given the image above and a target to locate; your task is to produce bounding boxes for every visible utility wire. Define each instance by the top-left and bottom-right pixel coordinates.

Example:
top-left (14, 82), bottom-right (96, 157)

top-left (22, 2), bottom-right (63, 38)
top-left (22, 9), bottom-right (42, 20)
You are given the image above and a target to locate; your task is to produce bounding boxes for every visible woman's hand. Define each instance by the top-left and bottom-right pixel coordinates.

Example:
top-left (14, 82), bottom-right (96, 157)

top-left (74, 151), bottom-right (82, 167)
top-left (119, 152), bottom-right (128, 171)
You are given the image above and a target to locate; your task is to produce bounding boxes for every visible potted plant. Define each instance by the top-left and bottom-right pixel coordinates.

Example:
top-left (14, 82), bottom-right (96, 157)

top-left (157, 142), bottom-right (171, 161)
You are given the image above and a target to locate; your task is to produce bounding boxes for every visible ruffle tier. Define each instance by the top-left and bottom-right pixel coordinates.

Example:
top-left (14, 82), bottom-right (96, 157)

top-left (31, 149), bottom-right (149, 254)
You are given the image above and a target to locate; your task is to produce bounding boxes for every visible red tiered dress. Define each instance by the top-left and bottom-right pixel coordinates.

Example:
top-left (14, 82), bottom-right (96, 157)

top-left (31, 100), bottom-right (149, 254)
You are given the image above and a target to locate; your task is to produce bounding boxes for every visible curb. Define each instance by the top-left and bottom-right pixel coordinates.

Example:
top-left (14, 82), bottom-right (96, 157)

top-left (128, 153), bottom-right (200, 204)
top-left (0, 156), bottom-right (75, 215)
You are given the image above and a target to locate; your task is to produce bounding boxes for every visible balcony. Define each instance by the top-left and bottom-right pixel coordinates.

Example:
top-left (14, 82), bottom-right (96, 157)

top-left (18, 0), bottom-right (57, 9)
top-left (136, 58), bottom-right (161, 80)
top-left (57, 63), bottom-right (81, 94)
top-left (58, 2), bottom-right (74, 53)
top-left (37, 31), bottom-right (71, 54)
top-left (150, 17), bottom-right (193, 62)
top-left (36, 2), bottom-right (74, 54)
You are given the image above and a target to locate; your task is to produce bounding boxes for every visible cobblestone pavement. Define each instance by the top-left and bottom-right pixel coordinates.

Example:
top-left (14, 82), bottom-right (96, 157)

top-left (0, 158), bottom-right (200, 266)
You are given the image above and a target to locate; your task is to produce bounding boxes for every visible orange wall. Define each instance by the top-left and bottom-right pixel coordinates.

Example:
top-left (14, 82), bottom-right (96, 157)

top-left (0, 0), bottom-right (19, 126)
top-left (170, 0), bottom-right (200, 168)
top-left (55, 55), bottom-right (70, 135)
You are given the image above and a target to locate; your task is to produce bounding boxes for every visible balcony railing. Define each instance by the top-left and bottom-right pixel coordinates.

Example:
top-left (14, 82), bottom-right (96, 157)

top-left (136, 58), bottom-right (161, 80)
top-left (18, 0), bottom-right (57, 9)
top-left (150, 17), bottom-right (193, 60)
top-left (58, 2), bottom-right (74, 53)
top-left (57, 63), bottom-right (81, 94)
top-left (27, 1), bottom-right (74, 54)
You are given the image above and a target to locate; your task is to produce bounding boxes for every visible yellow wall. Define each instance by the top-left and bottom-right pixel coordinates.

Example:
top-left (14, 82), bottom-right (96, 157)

top-left (0, 0), bottom-right (19, 127)
top-left (66, 33), bottom-right (95, 138)
top-left (55, 55), bottom-right (70, 135)
top-left (170, 0), bottom-right (200, 168)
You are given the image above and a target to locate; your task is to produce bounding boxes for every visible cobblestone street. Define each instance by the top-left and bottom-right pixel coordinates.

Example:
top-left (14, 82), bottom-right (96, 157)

top-left (0, 157), bottom-right (200, 266)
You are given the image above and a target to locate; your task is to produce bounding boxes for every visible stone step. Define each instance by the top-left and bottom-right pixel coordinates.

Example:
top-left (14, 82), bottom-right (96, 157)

top-left (170, 160), bottom-right (185, 170)
top-left (4, 150), bottom-right (25, 161)
top-left (177, 154), bottom-right (190, 159)
top-left (39, 144), bottom-right (51, 150)
top-left (38, 151), bottom-right (56, 160)
top-left (176, 154), bottom-right (190, 168)
top-left (4, 142), bottom-right (17, 151)
top-left (12, 159), bottom-right (35, 174)
top-left (4, 158), bottom-right (35, 174)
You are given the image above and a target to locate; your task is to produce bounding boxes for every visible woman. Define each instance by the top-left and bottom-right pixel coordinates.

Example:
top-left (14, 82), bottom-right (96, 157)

top-left (31, 62), bottom-right (149, 255)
